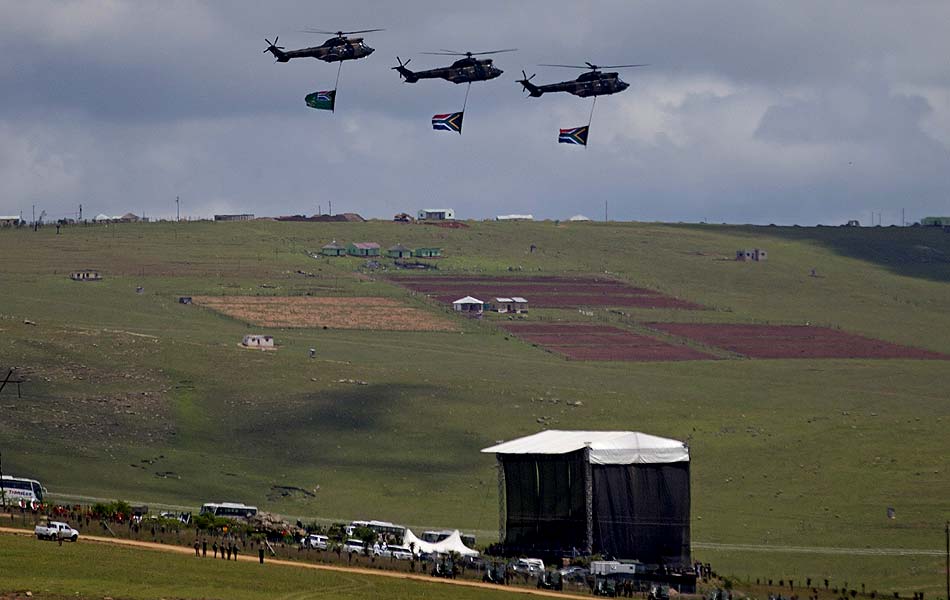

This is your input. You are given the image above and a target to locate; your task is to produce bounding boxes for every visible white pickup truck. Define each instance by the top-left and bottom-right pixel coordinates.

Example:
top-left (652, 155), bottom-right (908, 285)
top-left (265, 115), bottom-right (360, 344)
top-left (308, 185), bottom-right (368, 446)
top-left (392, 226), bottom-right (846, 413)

top-left (34, 521), bottom-right (79, 542)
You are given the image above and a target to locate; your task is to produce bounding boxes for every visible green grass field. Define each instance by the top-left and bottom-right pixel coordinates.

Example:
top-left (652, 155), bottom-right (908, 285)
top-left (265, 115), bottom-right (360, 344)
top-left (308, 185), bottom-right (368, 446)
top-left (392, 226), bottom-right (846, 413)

top-left (1, 220), bottom-right (948, 594)
top-left (0, 533), bottom-right (526, 599)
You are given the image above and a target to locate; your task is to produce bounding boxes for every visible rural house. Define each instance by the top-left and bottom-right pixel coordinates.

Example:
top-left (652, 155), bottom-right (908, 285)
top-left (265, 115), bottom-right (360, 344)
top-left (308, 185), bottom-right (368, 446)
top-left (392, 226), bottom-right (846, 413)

top-left (0, 216), bottom-right (22, 227)
top-left (214, 214), bottom-right (255, 222)
top-left (492, 297), bottom-right (528, 314)
top-left (736, 248), bottom-right (767, 262)
top-left (387, 244), bottom-right (413, 259)
top-left (413, 247), bottom-right (442, 258)
top-left (242, 334), bottom-right (274, 349)
top-left (70, 270), bottom-right (102, 281)
top-left (321, 241), bottom-right (346, 256)
top-left (452, 296), bottom-right (484, 315)
top-left (417, 208), bottom-right (455, 220)
top-left (347, 242), bottom-right (380, 257)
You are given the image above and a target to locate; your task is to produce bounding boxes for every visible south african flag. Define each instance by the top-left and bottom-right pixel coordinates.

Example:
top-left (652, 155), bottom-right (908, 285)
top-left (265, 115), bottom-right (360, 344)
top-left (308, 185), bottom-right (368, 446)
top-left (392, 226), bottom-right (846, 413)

top-left (305, 90), bottom-right (336, 112)
top-left (432, 111), bottom-right (464, 134)
top-left (558, 126), bottom-right (589, 146)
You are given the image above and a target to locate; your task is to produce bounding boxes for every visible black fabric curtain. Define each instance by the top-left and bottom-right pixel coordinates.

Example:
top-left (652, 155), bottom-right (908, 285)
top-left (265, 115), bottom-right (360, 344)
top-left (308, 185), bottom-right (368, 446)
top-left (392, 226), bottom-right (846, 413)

top-left (501, 451), bottom-right (587, 551)
top-left (591, 462), bottom-right (690, 566)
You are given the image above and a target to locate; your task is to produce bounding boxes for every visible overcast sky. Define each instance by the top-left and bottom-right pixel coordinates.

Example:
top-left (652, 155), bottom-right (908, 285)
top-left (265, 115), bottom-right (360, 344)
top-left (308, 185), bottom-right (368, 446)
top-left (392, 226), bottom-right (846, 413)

top-left (2, 1), bottom-right (950, 224)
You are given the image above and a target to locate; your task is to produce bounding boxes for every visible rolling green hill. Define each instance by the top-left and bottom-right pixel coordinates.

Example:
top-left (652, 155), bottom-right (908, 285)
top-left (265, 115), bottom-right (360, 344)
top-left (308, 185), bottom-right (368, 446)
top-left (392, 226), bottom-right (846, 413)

top-left (1, 219), bottom-right (948, 593)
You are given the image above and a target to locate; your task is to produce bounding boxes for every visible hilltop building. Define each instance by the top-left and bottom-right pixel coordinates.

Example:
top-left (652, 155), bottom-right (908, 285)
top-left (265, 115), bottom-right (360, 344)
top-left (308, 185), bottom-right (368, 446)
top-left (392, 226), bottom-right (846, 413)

top-left (452, 296), bottom-right (483, 315)
top-left (496, 214), bottom-right (534, 221)
top-left (0, 216), bottom-right (22, 227)
top-left (418, 208), bottom-right (455, 220)
top-left (413, 247), bottom-right (442, 258)
top-left (387, 244), bottom-right (413, 259)
top-left (736, 248), bottom-right (768, 261)
top-left (242, 334), bottom-right (274, 349)
top-left (321, 241), bottom-right (346, 256)
top-left (921, 216), bottom-right (950, 227)
top-left (492, 297), bottom-right (528, 314)
top-left (214, 214), bottom-right (255, 222)
top-left (347, 242), bottom-right (380, 257)
top-left (70, 270), bottom-right (102, 281)
top-left (568, 214), bottom-right (592, 222)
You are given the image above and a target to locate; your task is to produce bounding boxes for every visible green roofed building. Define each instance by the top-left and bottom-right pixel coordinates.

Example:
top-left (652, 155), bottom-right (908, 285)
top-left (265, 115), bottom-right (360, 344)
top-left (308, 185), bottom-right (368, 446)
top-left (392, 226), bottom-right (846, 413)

top-left (387, 244), bottom-right (413, 259)
top-left (321, 241), bottom-right (346, 256)
top-left (413, 247), bottom-right (442, 258)
top-left (920, 216), bottom-right (950, 227)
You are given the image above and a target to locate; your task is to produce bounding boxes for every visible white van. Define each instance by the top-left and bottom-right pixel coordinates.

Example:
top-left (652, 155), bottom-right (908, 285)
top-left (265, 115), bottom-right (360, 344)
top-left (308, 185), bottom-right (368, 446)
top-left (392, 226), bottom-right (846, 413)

top-left (300, 534), bottom-right (328, 550)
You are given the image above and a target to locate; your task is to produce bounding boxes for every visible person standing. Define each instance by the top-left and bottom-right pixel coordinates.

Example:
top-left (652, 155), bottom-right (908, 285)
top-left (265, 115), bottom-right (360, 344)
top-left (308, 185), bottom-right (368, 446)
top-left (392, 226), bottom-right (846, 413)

top-left (202, 539), bottom-right (207, 557)
top-left (194, 540), bottom-right (200, 556)
top-left (233, 544), bottom-right (239, 561)
top-left (226, 543), bottom-right (232, 561)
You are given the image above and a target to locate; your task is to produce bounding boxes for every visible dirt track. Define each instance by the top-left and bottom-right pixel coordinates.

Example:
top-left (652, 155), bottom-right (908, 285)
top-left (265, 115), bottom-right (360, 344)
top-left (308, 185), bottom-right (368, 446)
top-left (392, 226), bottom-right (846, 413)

top-left (0, 527), bottom-right (583, 599)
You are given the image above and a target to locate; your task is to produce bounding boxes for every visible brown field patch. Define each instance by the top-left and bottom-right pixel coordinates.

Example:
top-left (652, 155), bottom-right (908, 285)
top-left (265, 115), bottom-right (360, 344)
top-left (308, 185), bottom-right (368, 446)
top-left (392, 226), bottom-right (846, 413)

top-left (391, 274), bottom-right (703, 310)
top-left (192, 296), bottom-right (458, 331)
top-left (500, 323), bottom-right (715, 362)
top-left (646, 323), bottom-right (950, 360)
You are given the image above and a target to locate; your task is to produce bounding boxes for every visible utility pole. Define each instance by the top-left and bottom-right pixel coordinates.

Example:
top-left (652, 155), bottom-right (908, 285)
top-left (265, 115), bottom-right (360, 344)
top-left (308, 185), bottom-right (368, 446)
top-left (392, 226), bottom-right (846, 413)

top-left (329, 200), bottom-right (332, 216)
top-left (945, 520), bottom-right (948, 600)
top-left (32, 205), bottom-right (35, 227)
top-left (0, 450), bottom-right (4, 507)
top-left (176, 196), bottom-right (180, 222)
top-left (604, 199), bottom-right (608, 222)
top-left (79, 203), bottom-right (83, 221)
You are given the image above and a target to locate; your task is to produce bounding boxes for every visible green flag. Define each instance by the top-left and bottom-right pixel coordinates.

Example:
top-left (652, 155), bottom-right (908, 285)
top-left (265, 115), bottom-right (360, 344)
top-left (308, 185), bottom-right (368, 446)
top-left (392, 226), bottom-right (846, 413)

top-left (305, 90), bottom-right (336, 112)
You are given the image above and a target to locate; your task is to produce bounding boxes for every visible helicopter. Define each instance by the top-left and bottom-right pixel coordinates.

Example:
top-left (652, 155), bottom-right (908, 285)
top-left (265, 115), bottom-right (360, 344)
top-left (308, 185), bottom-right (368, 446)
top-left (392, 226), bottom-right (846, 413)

top-left (517, 62), bottom-right (647, 98)
top-left (392, 49), bottom-right (516, 84)
top-left (263, 28), bottom-right (382, 63)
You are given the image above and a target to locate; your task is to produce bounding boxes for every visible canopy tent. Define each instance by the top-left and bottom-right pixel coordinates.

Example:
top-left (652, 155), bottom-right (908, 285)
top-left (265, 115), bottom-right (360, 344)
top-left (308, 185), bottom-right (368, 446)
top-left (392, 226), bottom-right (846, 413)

top-left (482, 430), bottom-right (690, 566)
top-left (402, 528), bottom-right (479, 556)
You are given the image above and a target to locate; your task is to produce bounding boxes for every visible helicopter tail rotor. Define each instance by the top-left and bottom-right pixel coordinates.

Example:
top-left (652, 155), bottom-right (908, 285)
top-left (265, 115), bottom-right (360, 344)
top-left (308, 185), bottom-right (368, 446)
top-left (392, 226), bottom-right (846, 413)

top-left (517, 70), bottom-right (542, 97)
top-left (392, 56), bottom-right (418, 83)
top-left (264, 37), bottom-right (289, 62)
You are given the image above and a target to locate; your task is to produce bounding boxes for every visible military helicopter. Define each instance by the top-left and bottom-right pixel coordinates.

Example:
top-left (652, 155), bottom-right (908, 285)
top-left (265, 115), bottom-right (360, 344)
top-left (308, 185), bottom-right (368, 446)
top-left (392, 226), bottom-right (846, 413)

top-left (517, 62), bottom-right (647, 98)
top-left (392, 49), bottom-right (516, 84)
top-left (263, 28), bottom-right (382, 63)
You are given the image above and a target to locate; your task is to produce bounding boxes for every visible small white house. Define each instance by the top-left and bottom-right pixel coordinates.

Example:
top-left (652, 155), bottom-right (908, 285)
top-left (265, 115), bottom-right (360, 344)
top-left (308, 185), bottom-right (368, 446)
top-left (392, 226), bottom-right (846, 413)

top-left (418, 208), bottom-right (455, 220)
top-left (452, 296), bottom-right (484, 314)
top-left (495, 214), bottom-right (534, 221)
top-left (493, 297), bottom-right (528, 313)
top-left (242, 334), bottom-right (275, 349)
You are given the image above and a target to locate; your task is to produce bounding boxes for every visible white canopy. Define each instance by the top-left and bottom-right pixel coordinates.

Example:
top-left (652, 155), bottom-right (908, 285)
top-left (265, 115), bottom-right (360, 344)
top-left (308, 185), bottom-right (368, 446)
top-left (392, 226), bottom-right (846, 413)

top-left (402, 528), bottom-right (479, 556)
top-left (452, 296), bottom-right (483, 305)
top-left (568, 214), bottom-right (592, 221)
top-left (481, 430), bottom-right (689, 465)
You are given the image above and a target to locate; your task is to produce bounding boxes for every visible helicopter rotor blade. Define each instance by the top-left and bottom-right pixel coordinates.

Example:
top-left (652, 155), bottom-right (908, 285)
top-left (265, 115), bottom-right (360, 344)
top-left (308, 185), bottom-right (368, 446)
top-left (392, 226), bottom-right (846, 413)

top-left (538, 63), bottom-right (590, 69)
top-left (468, 48), bottom-right (517, 56)
top-left (599, 64), bottom-right (649, 69)
top-left (302, 28), bottom-right (385, 35)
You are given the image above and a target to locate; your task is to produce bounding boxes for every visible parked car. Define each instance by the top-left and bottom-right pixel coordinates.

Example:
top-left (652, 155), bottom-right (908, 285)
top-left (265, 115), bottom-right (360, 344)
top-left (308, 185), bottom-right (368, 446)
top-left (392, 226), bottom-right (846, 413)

top-left (376, 544), bottom-right (414, 560)
top-left (559, 566), bottom-right (591, 583)
top-left (300, 534), bottom-right (328, 550)
top-left (342, 538), bottom-right (366, 554)
top-left (511, 558), bottom-right (545, 576)
top-left (35, 521), bottom-right (79, 542)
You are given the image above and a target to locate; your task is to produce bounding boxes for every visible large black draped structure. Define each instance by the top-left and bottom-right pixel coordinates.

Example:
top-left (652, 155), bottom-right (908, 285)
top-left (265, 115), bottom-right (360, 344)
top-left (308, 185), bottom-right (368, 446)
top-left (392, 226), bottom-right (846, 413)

top-left (484, 431), bottom-right (690, 566)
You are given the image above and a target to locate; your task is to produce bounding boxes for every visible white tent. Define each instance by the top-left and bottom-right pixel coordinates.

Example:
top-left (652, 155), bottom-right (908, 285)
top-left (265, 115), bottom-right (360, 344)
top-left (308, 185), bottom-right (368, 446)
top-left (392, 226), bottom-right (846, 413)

top-left (402, 528), bottom-right (479, 556)
top-left (568, 214), bottom-right (592, 222)
top-left (481, 430), bottom-right (689, 465)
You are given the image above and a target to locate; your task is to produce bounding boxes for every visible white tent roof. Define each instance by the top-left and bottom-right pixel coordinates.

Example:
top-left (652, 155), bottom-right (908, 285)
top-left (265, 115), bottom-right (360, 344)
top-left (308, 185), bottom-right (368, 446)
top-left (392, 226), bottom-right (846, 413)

top-left (481, 430), bottom-right (689, 465)
top-left (495, 297), bottom-right (514, 303)
top-left (402, 528), bottom-right (479, 556)
top-left (452, 296), bottom-right (483, 305)
top-left (511, 297), bottom-right (528, 303)
top-left (568, 214), bottom-right (592, 221)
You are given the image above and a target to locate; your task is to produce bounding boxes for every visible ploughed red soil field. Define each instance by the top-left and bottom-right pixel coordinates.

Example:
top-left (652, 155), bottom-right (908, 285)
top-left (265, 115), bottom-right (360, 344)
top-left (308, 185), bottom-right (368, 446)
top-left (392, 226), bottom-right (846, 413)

top-left (646, 323), bottom-right (950, 360)
top-left (501, 323), bottom-right (715, 362)
top-left (390, 275), bottom-right (704, 310)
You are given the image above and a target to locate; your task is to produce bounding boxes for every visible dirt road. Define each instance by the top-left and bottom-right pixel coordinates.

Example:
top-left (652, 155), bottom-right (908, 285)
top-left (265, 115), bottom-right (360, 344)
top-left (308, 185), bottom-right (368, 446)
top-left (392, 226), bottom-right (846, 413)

top-left (0, 527), bottom-right (582, 599)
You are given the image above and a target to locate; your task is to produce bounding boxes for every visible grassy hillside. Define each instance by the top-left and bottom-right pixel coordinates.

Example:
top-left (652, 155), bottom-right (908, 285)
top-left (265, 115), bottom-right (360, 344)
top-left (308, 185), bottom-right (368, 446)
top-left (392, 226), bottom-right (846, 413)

top-left (0, 533), bottom-right (524, 600)
top-left (1, 220), bottom-right (948, 593)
